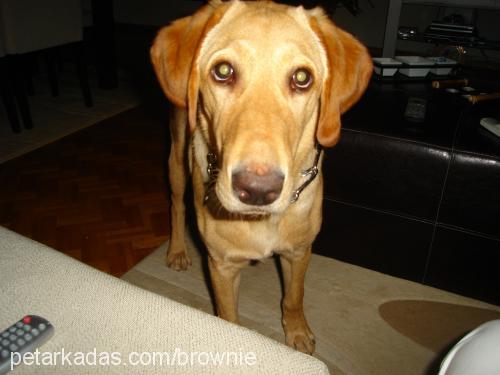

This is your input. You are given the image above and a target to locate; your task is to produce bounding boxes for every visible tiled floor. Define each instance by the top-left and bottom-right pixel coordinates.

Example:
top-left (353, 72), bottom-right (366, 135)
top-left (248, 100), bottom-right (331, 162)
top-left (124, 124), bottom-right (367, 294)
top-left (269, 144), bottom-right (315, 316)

top-left (0, 67), bottom-right (141, 163)
top-left (0, 103), bottom-right (171, 277)
top-left (0, 64), bottom-right (173, 276)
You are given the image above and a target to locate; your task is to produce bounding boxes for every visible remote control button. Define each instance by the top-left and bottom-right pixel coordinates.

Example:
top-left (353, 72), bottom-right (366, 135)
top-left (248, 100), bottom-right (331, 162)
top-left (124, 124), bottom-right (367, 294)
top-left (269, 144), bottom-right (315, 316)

top-left (2, 331), bottom-right (9, 337)
top-left (39, 323), bottom-right (46, 331)
top-left (31, 329), bottom-right (39, 336)
top-left (1, 349), bottom-right (10, 359)
top-left (16, 322), bottom-right (23, 328)
top-left (2, 339), bottom-right (9, 346)
top-left (23, 316), bottom-right (32, 324)
top-left (16, 329), bottom-right (24, 336)
top-left (17, 338), bottom-right (25, 346)
top-left (9, 327), bottom-right (16, 333)
top-left (9, 343), bottom-right (18, 352)
top-left (9, 335), bottom-right (16, 341)
top-left (23, 325), bottom-right (31, 331)
top-left (24, 333), bottom-right (33, 341)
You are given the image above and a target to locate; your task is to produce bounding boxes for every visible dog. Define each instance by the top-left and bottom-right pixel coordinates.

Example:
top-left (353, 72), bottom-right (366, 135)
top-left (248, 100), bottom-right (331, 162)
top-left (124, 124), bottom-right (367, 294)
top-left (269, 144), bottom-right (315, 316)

top-left (151, 0), bottom-right (371, 354)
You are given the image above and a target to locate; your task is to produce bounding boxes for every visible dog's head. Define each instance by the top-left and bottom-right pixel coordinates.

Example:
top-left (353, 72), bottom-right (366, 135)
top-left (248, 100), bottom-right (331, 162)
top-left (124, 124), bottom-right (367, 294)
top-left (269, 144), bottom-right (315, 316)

top-left (151, 0), bottom-right (372, 215)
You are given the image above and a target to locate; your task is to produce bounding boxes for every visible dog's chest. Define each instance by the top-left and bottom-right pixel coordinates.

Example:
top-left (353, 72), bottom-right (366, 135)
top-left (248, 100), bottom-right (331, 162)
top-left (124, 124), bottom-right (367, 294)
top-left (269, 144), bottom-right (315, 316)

top-left (223, 219), bottom-right (292, 261)
top-left (205, 210), bottom-right (316, 262)
top-left (246, 219), bottom-right (289, 258)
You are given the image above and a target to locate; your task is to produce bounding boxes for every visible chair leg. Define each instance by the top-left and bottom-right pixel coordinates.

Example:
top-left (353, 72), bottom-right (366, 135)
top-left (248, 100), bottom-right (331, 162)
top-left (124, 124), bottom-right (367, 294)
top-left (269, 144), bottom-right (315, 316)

top-left (74, 42), bottom-right (93, 108)
top-left (14, 84), bottom-right (33, 130)
top-left (10, 55), bottom-right (33, 130)
top-left (1, 93), bottom-right (21, 133)
top-left (0, 58), bottom-right (22, 133)
top-left (56, 47), bottom-right (64, 73)
top-left (23, 53), bottom-right (36, 96)
top-left (91, 0), bottom-right (118, 89)
top-left (45, 48), bottom-right (59, 97)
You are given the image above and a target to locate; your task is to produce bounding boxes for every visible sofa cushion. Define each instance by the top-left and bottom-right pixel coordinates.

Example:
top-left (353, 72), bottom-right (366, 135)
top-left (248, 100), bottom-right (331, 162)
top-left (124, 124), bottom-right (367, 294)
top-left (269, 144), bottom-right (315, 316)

top-left (323, 129), bottom-right (450, 221)
top-left (0, 226), bottom-right (328, 374)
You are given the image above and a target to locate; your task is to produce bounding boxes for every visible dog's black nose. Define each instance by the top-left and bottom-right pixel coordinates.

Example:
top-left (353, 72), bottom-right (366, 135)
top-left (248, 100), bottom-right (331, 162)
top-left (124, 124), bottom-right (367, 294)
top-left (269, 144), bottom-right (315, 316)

top-left (232, 165), bottom-right (284, 206)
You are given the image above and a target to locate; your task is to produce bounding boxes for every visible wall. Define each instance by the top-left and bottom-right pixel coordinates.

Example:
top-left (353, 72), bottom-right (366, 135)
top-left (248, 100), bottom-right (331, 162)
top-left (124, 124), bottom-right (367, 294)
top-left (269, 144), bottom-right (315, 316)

top-left (397, 3), bottom-right (500, 62)
top-left (110, 0), bottom-right (389, 47)
top-left (113, 0), bottom-right (204, 26)
top-left (110, 0), bottom-right (500, 63)
top-left (331, 0), bottom-right (390, 49)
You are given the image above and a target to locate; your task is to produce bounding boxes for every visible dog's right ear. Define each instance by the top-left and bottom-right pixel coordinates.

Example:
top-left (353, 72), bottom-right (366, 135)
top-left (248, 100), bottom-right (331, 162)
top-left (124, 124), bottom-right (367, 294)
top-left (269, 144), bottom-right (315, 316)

top-left (150, 2), bottom-right (228, 121)
top-left (308, 9), bottom-right (372, 148)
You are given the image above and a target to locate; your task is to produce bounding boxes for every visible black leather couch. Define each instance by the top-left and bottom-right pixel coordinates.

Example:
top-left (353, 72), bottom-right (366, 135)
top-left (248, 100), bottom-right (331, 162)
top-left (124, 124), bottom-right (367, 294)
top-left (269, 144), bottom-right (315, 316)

top-left (315, 80), bottom-right (500, 305)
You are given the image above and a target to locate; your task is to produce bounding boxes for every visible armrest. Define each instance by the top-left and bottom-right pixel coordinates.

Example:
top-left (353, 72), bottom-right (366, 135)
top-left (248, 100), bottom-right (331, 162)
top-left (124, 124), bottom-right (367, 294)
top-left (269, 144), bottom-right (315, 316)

top-left (0, 226), bottom-right (328, 374)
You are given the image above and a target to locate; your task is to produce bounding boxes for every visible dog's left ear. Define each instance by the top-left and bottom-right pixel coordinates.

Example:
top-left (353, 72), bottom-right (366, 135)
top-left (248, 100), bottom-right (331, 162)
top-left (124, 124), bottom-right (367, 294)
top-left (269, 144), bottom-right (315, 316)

top-left (150, 1), bottom-right (229, 131)
top-left (309, 11), bottom-right (372, 147)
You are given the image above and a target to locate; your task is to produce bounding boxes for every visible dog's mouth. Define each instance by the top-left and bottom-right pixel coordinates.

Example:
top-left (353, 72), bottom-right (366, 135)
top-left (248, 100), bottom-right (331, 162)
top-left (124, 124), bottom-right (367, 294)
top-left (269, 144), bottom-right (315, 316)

top-left (203, 180), bottom-right (275, 219)
top-left (235, 209), bottom-right (271, 219)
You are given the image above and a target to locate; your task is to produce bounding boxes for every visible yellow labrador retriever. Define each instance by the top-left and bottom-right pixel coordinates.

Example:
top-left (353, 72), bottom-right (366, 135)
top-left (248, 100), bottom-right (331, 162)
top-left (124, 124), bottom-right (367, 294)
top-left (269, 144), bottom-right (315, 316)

top-left (151, 0), bottom-right (371, 354)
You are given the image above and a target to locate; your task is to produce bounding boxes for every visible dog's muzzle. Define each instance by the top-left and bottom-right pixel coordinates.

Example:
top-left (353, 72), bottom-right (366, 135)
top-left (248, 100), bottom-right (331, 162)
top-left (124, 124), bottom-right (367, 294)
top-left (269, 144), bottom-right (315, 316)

top-left (204, 143), bottom-right (322, 205)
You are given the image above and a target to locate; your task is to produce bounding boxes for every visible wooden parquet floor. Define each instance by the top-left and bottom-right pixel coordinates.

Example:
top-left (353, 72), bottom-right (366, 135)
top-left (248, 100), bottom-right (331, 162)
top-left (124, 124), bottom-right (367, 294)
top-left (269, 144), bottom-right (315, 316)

top-left (0, 106), bottom-right (172, 276)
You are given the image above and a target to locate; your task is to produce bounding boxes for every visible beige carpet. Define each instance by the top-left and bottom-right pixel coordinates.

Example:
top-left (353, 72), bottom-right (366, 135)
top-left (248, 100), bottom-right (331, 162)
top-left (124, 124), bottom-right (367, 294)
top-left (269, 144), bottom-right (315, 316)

top-left (122, 235), bottom-right (500, 375)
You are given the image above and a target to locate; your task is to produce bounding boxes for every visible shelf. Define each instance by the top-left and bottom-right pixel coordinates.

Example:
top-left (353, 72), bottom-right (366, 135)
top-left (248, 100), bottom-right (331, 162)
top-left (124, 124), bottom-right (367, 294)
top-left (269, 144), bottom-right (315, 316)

top-left (402, 0), bottom-right (500, 10)
top-left (399, 35), bottom-right (500, 51)
top-left (383, 0), bottom-right (500, 57)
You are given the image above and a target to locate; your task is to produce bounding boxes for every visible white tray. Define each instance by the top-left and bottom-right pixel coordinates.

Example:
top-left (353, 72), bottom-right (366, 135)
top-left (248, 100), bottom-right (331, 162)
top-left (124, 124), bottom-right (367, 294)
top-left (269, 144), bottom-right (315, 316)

top-left (427, 57), bottom-right (458, 75)
top-left (372, 57), bottom-right (403, 77)
top-left (395, 56), bottom-right (434, 77)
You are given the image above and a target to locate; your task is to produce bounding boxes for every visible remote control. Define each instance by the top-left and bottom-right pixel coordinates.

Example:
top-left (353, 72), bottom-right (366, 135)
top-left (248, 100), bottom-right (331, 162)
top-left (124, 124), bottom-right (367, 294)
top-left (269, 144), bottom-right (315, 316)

top-left (404, 97), bottom-right (427, 123)
top-left (0, 315), bottom-right (54, 374)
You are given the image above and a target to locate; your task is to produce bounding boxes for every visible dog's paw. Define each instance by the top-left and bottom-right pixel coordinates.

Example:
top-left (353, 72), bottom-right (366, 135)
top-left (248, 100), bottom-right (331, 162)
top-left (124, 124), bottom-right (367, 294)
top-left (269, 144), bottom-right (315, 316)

top-left (166, 250), bottom-right (192, 271)
top-left (284, 321), bottom-right (315, 354)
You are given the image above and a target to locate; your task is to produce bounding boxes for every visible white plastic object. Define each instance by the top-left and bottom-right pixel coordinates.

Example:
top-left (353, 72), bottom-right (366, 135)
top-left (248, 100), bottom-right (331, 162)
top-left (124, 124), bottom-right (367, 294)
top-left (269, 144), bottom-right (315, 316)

top-left (372, 57), bottom-right (402, 76)
top-left (480, 117), bottom-right (500, 137)
top-left (395, 56), bottom-right (434, 77)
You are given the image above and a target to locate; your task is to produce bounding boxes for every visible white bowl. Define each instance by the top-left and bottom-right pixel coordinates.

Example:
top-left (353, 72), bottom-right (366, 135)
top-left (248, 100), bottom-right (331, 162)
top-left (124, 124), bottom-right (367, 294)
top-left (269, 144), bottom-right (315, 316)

top-left (372, 57), bottom-right (403, 77)
top-left (395, 56), bottom-right (434, 77)
top-left (427, 57), bottom-right (457, 75)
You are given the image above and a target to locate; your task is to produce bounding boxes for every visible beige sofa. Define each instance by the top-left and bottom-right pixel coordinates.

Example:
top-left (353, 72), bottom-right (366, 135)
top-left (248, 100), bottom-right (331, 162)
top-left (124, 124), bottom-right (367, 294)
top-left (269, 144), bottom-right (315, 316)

top-left (0, 226), bottom-right (329, 374)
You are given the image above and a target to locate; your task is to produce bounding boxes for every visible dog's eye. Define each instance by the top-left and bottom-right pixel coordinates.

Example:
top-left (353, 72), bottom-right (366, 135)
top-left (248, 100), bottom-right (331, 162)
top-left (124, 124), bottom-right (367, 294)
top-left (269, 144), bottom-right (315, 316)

top-left (212, 62), bottom-right (235, 83)
top-left (291, 68), bottom-right (313, 91)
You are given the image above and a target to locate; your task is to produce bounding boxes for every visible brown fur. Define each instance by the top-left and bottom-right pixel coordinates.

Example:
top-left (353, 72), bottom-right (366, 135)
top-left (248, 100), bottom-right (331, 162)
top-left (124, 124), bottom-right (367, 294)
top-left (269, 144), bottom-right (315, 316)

top-left (151, 0), bottom-right (371, 354)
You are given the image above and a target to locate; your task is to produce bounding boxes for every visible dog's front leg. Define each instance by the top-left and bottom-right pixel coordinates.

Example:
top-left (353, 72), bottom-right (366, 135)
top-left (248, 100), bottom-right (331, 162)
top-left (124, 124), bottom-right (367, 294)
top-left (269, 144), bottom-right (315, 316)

top-left (280, 247), bottom-right (315, 354)
top-left (166, 109), bottom-right (191, 271)
top-left (208, 255), bottom-right (244, 324)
